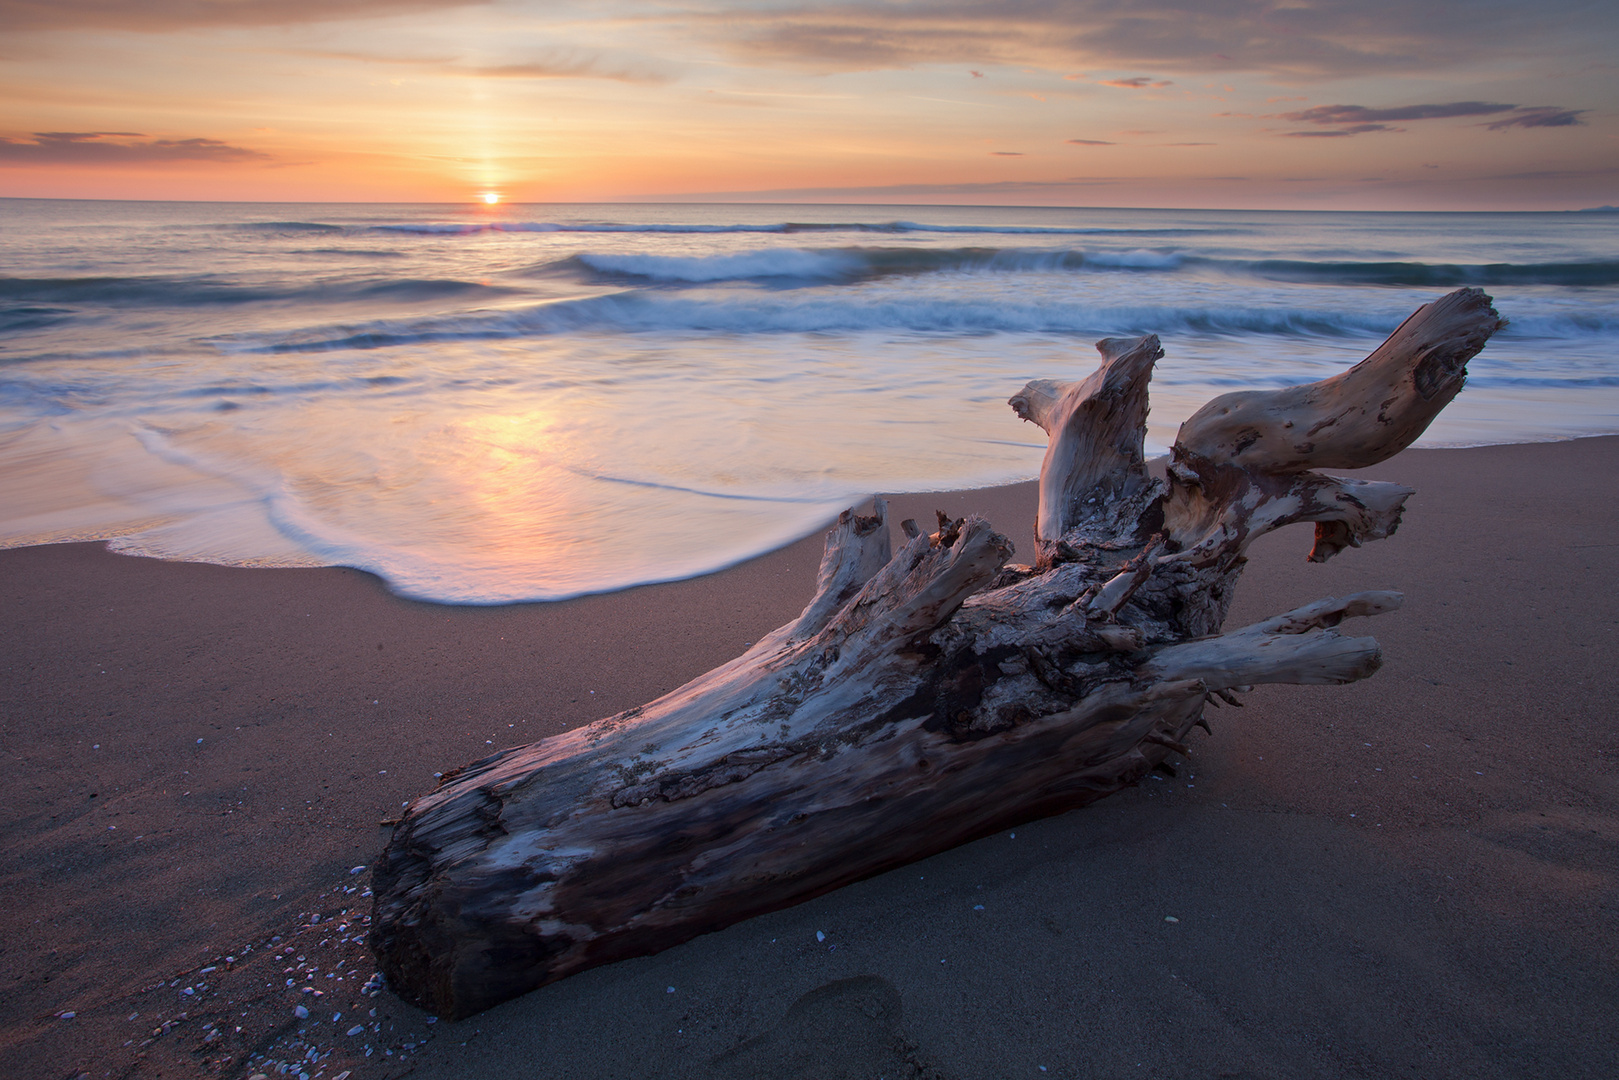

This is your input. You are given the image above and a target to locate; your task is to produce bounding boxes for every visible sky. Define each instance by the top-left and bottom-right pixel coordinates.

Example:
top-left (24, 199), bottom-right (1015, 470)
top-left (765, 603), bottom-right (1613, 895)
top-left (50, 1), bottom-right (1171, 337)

top-left (1, 0), bottom-right (1615, 208)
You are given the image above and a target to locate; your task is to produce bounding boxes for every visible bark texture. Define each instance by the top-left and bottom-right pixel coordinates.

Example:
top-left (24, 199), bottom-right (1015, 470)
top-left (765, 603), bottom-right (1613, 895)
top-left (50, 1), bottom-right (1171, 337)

top-left (370, 287), bottom-right (1504, 1020)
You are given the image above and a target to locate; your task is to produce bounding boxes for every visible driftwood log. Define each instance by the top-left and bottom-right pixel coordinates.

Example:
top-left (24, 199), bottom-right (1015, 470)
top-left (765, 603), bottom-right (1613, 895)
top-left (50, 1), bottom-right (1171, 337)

top-left (371, 288), bottom-right (1505, 1019)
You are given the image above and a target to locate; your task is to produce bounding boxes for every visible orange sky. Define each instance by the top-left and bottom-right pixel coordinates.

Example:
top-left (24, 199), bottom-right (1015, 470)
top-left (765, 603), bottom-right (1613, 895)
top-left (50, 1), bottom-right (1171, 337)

top-left (1, 1), bottom-right (1615, 208)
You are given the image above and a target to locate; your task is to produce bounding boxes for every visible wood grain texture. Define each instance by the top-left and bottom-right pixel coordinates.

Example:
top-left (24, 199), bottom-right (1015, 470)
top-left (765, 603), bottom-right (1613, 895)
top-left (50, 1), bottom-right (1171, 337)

top-left (370, 288), bottom-right (1504, 1020)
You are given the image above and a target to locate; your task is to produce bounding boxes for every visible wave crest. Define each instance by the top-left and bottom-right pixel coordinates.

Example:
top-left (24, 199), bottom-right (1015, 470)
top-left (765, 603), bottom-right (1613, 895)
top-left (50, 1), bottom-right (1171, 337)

top-left (0, 274), bottom-right (521, 307)
top-left (218, 292), bottom-right (1421, 353)
top-left (557, 246), bottom-right (1183, 284)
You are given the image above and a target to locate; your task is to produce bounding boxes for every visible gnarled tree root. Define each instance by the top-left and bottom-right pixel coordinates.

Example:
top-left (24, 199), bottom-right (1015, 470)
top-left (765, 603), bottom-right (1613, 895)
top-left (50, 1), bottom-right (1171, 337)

top-left (370, 288), bottom-right (1503, 1019)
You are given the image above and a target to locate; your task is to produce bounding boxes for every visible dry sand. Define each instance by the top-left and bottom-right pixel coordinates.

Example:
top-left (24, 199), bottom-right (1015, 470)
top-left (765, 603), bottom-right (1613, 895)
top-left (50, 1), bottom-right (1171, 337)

top-left (2, 438), bottom-right (1616, 1079)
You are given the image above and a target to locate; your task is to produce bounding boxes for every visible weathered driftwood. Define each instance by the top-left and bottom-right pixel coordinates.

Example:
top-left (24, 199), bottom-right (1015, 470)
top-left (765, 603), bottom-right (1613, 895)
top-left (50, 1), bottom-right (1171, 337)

top-left (370, 287), bottom-right (1504, 1019)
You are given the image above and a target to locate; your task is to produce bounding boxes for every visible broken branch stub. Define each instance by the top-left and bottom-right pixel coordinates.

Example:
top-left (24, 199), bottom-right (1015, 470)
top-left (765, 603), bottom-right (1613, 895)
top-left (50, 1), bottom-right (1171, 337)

top-left (1162, 287), bottom-right (1506, 566)
top-left (370, 288), bottom-right (1504, 1020)
top-left (1011, 333), bottom-right (1165, 565)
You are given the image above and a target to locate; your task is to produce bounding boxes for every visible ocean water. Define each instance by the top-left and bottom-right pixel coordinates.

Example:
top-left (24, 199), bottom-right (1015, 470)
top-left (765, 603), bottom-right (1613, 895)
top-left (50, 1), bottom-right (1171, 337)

top-left (2, 199), bottom-right (1615, 603)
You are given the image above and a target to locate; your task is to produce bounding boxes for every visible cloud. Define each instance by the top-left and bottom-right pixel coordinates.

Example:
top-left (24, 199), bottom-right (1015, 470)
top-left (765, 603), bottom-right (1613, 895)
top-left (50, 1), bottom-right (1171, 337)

top-left (659, 176), bottom-right (1158, 200)
top-left (1099, 76), bottom-right (1172, 89)
top-left (688, 1), bottom-right (1618, 80)
top-left (0, 0), bottom-right (484, 33)
top-left (1068, 139), bottom-right (1115, 145)
top-left (280, 47), bottom-right (460, 66)
top-left (463, 57), bottom-right (671, 84)
top-left (35, 130), bottom-right (143, 138)
top-left (1280, 102), bottom-right (1517, 124)
top-left (279, 44), bottom-right (673, 83)
top-left (1485, 107), bottom-right (1586, 129)
top-left (0, 131), bottom-right (268, 164)
top-left (1277, 101), bottom-right (1588, 136)
top-left (12, 1), bottom-right (1614, 91)
top-left (1283, 123), bottom-right (1394, 137)
top-left (1483, 169), bottom-right (1602, 180)
top-left (990, 150), bottom-right (1023, 156)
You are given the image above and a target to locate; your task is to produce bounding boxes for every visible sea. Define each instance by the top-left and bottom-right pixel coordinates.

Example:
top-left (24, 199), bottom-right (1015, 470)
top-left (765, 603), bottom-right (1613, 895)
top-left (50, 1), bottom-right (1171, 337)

top-left (2, 199), bottom-right (1615, 603)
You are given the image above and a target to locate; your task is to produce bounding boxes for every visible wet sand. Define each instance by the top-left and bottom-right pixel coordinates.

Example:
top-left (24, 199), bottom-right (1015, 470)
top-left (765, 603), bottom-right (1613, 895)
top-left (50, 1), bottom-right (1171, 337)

top-left (2, 438), bottom-right (1616, 1079)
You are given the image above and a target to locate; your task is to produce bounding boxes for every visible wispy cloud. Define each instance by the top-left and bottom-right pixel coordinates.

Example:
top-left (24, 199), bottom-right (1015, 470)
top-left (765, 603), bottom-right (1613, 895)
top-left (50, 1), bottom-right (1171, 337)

top-left (668, 176), bottom-right (1129, 200)
top-left (1485, 107), bottom-right (1586, 129)
top-left (1281, 102), bottom-right (1517, 124)
top-left (1277, 101), bottom-right (1587, 137)
top-left (1098, 76), bottom-right (1172, 89)
top-left (1067, 139), bottom-right (1114, 146)
top-left (0, 0), bottom-right (485, 32)
top-left (279, 44), bottom-right (674, 83)
top-left (686, 1), bottom-right (1615, 79)
top-left (282, 47), bottom-right (459, 66)
top-left (0, 131), bottom-right (268, 164)
top-left (1283, 123), bottom-right (1393, 137)
top-left (990, 150), bottom-right (1023, 156)
top-left (461, 57), bottom-right (671, 84)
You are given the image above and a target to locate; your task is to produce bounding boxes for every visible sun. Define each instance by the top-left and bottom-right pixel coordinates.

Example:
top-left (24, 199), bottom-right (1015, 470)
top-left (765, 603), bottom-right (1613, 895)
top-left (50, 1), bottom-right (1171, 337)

top-left (480, 192), bottom-right (501, 205)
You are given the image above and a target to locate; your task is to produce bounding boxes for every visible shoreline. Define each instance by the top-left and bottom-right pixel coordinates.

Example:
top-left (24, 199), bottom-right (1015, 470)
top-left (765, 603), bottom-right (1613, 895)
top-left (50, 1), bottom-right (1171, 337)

top-left (2, 437), bottom-right (1616, 1078)
top-left (9, 429), bottom-right (1619, 611)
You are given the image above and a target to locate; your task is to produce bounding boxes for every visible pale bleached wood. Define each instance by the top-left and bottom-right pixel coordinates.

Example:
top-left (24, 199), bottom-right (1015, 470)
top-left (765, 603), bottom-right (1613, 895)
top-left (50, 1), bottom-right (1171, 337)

top-left (1172, 287), bottom-right (1505, 474)
top-left (370, 288), bottom-right (1503, 1020)
top-left (1163, 287), bottom-right (1505, 566)
top-left (1009, 334), bottom-right (1164, 563)
top-left (784, 501), bottom-right (891, 640)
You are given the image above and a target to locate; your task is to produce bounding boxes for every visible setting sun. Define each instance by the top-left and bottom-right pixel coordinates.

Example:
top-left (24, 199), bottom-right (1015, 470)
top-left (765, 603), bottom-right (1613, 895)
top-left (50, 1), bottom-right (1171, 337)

top-left (480, 192), bottom-right (501, 205)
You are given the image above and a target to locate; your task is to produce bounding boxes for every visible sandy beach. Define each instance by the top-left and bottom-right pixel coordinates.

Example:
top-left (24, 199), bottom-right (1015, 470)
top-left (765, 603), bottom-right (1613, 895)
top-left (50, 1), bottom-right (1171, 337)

top-left (2, 437), bottom-right (1616, 1080)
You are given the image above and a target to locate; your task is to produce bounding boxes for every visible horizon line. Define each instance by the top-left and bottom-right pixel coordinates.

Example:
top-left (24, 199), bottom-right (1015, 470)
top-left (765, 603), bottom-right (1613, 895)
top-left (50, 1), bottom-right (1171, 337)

top-left (1, 194), bottom-right (1612, 214)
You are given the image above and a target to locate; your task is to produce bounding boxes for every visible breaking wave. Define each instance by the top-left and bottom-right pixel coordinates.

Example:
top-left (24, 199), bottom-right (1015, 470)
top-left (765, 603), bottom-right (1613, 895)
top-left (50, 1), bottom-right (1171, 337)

top-left (0, 274), bottom-right (523, 307)
top-left (1234, 259), bottom-right (1619, 288)
top-left (217, 292), bottom-right (1413, 353)
top-left (535, 246), bottom-right (1619, 290)
top-left (362, 219), bottom-right (1211, 237)
top-left (559, 246), bottom-right (1183, 284)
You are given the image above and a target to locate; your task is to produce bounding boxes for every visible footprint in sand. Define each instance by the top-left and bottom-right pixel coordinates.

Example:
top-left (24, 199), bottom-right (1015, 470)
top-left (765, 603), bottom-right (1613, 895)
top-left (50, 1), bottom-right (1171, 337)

top-left (708, 975), bottom-right (946, 1080)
